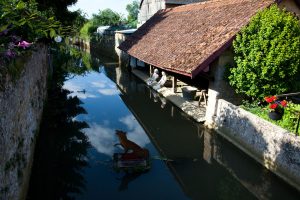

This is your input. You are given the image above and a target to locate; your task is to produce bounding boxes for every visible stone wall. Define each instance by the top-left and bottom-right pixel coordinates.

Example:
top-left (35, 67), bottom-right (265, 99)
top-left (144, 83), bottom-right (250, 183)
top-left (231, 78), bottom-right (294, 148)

top-left (0, 44), bottom-right (49, 200)
top-left (215, 99), bottom-right (300, 191)
top-left (115, 30), bottom-right (137, 67)
top-left (205, 48), bottom-right (242, 127)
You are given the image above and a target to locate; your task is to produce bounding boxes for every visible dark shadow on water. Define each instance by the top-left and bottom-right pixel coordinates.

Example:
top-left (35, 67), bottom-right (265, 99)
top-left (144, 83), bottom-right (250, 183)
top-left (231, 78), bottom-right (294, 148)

top-left (26, 46), bottom-right (92, 200)
top-left (26, 87), bottom-right (91, 200)
top-left (105, 64), bottom-right (300, 200)
top-left (117, 171), bottom-right (148, 191)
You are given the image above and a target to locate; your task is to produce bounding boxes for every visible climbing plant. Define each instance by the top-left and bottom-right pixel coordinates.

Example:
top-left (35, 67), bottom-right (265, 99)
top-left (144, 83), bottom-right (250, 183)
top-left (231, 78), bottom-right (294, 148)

top-left (228, 5), bottom-right (300, 99)
top-left (0, 0), bottom-right (71, 65)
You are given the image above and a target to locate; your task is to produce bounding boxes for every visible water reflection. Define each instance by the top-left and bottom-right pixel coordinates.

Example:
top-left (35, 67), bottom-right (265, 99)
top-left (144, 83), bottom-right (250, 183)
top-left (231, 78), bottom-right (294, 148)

top-left (110, 65), bottom-right (300, 200)
top-left (27, 83), bottom-right (90, 200)
top-left (61, 66), bottom-right (188, 199)
top-left (28, 47), bottom-right (300, 199)
top-left (83, 116), bottom-right (149, 157)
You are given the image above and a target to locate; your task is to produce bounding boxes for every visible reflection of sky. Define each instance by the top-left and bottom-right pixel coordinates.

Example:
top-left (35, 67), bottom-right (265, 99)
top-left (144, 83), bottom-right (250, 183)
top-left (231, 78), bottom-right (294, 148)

top-left (63, 72), bottom-right (120, 99)
top-left (65, 71), bottom-right (150, 157)
top-left (84, 115), bottom-right (150, 156)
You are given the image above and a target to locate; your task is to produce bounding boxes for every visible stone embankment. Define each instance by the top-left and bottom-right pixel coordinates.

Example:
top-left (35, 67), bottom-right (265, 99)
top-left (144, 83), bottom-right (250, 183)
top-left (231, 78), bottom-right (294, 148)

top-left (214, 99), bottom-right (300, 191)
top-left (0, 44), bottom-right (49, 200)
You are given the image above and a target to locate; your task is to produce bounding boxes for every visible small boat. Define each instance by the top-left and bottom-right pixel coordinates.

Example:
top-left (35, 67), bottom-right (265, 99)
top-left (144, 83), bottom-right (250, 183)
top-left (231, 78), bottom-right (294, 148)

top-left (113, 153), bottom-right (151, 172)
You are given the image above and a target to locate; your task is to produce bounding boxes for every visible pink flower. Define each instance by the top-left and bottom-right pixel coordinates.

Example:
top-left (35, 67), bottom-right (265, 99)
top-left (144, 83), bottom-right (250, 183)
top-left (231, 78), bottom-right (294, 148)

top-left (17, 40), bottom-right (32, 49)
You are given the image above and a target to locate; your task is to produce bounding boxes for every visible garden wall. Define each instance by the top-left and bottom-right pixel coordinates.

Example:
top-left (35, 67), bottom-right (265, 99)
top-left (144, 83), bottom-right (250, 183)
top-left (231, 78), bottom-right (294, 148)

top-left (0, 44), bottom-right (49, 200)
top-left (215, 99), bottom-right (300, 191)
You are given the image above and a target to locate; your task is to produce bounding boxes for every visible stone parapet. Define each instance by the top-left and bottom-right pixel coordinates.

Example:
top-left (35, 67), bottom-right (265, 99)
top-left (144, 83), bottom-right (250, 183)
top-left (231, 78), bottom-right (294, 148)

top-left (214, 99), bottom-right (300, 191)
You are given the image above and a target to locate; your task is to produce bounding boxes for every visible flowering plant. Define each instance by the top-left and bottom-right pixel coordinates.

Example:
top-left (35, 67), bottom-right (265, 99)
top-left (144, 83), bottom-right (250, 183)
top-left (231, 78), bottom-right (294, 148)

top-left (0, 0), bottom-right (67, 66)
top-left (264, 96), bottom-right (287, 113)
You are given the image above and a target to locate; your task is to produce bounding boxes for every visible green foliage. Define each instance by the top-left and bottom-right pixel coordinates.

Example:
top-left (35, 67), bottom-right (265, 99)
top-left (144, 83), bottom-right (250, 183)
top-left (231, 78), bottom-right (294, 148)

top-left (126, 0), bottom-right (139, 28)
top-left (71, 9), bottom-right (88, 33)
top-left (242, 101), bottom-right (300, 135)
top-left (33, 0), bottom-right (79, 27)
top-left (0, 0), bottom-right (72, 73)
top-left (0, 0), bottom-right (68, 41)
top-left (228, 5), bottom-right (300, 98)
top-left (90, 9), bottom-right (122, 33)
top-left (50, 41), bottom-right (99, 85)
top-left (79, 21), bottom-right (93, 40)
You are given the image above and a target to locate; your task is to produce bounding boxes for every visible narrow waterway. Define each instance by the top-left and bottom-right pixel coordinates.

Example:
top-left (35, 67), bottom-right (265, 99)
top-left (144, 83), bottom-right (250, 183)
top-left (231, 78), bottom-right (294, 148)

top-left (27, 52), bottom-right (300, 200)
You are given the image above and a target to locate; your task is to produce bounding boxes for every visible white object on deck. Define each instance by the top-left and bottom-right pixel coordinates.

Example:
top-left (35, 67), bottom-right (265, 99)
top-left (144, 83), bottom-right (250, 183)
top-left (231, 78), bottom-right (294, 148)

top-left (153, 71), bottom-right (167, 90)
top-left (147, 68), bottom-right (159, 85)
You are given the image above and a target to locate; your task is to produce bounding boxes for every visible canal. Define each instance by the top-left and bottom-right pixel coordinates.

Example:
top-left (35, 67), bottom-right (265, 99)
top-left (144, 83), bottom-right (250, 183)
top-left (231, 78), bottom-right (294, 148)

top-left (26, 49), bottom-right (300, 200)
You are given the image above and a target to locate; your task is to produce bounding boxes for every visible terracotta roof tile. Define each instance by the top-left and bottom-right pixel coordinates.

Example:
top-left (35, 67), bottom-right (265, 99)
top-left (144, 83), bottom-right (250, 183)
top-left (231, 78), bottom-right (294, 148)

top-left (120, 0), bottom-right (274, 78)
top-left (166, 0), bottom-right (203, 4)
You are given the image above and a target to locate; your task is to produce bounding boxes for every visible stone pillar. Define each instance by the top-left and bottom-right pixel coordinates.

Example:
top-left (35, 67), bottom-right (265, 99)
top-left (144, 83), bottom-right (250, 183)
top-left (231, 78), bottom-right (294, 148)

top-left (205, 89), bottom-right (219, 128)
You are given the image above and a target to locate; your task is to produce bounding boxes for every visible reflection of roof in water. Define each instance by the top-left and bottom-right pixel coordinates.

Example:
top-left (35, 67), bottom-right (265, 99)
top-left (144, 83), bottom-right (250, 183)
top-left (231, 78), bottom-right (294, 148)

top-left (112, 66), bottom-right (299, 200)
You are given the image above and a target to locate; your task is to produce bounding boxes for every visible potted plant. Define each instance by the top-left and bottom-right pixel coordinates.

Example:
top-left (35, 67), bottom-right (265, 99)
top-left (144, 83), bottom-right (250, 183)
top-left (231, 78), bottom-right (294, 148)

top-left (264, 96), bottom-right (287, 120)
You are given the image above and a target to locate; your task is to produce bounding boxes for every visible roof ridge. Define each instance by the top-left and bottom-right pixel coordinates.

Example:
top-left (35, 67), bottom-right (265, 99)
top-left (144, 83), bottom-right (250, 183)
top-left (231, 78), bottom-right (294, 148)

top-left (163, 0), bottom-right (264, 13)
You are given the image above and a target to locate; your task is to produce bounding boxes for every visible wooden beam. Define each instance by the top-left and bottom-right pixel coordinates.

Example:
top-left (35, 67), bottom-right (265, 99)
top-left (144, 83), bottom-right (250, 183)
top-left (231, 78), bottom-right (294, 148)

top-left (172, 76), bottom-right (177, 93)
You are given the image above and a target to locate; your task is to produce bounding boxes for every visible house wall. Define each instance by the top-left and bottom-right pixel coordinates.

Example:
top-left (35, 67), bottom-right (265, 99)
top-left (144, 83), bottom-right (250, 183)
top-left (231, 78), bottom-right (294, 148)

top-left (279, 0), bottom-right (300, 17)
top-left (138, 0), bottom-right (206, 27)
top-left (0, 44), bottom-right (49, 200)
top-left (138, 0), bottom-right (166, 27)
top-left (215, 99), bottom-right (300, 191)
top-left (115, 32), bottom-right (132, 67)
top-left (205, 48), bottom-right (242, 127)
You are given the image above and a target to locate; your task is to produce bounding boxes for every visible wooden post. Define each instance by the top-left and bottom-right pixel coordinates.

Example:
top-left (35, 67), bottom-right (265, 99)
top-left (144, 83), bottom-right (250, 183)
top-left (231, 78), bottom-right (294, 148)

top-left (149, 65), bottom-right (153, 75)
top-left (172, 77), bottom-right (177, 93)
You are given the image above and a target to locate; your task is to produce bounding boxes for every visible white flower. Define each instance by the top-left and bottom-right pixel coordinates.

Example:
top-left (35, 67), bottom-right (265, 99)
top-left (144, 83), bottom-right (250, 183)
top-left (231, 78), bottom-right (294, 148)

top-left (54, 35), bottom-right (62, 43)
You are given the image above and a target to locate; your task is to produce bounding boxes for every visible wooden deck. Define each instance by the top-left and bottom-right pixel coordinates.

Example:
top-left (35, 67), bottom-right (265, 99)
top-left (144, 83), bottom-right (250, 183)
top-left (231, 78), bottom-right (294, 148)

top-left (131, 69), bottom-right (206, 122)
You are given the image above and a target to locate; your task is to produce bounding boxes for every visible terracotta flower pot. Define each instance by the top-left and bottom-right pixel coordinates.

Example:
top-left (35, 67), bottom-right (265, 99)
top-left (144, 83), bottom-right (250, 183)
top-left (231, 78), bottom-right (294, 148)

top-left (268, 110), bottom-right (284, 120)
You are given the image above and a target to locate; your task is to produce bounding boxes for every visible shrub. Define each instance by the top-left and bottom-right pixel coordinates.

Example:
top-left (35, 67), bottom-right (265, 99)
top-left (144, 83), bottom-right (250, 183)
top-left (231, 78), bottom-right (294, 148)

top-left (0, 0), bottom-right (69, 65)
top-left (228, 5), bottom-right (300, 99)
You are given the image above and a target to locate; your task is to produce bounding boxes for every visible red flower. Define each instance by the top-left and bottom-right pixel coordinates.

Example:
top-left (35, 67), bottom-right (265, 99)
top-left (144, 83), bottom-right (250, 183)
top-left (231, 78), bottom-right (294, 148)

top-left (281, 100), bottom-right (287, 107)
top-left (269, 103), bottom-right (278, 109)
top-left (264, 96), bottom-right (277, 103)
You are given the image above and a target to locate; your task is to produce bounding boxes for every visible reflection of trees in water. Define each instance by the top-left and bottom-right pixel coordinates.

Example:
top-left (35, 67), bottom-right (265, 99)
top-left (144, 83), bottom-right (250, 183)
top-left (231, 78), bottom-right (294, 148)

top-left (27, 46), bottom-right (91, 200)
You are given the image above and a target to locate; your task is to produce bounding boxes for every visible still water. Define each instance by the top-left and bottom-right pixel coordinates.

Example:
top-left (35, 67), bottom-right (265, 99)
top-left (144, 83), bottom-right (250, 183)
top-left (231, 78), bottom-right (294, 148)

top-left (27, 55), bottom-right (300, 200)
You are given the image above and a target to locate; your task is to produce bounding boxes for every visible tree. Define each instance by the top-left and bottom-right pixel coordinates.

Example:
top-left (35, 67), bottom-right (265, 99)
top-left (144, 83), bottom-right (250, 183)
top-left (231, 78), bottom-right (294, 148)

top-left (86, 9), bottom-right (123, 34)
top-left (92, 9), bottom-right (122, 26)
top-left (28, 0), bottom-right (79, 26)
top-left (228, 5), bottom-right (300, 99)
top-left (126, 0), bottom-right (139, 28)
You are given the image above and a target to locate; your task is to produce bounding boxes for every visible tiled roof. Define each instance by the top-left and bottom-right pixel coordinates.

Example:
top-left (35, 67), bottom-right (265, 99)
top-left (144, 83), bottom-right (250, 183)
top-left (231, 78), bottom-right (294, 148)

top-left (119, 0), bottom-right (274, 78)
top-left (166, 0), bottom-right (204, 4)
top-left (139, 0), bottom-right (202, 8)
